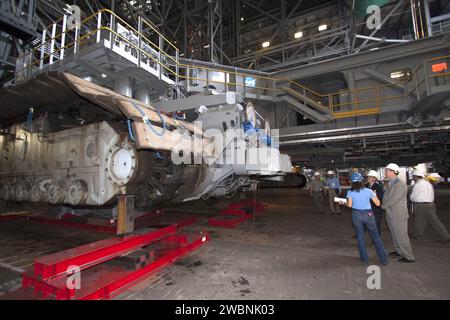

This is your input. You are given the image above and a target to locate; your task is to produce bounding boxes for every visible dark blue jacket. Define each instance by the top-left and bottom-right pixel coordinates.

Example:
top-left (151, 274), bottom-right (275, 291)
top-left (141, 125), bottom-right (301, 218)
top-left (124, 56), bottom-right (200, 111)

top-left (368, 180), bottom-right (385, 214)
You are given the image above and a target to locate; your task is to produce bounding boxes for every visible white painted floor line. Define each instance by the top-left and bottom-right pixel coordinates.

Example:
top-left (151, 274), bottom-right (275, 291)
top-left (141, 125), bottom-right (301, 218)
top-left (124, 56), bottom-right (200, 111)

top-left (0, 261), bottom-right (25, 273)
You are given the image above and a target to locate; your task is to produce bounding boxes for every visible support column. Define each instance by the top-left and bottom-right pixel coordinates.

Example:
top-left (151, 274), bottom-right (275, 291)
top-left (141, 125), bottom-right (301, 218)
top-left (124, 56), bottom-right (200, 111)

top-left (134, 87), bottom-right (151, 105)
top-left (116, 195), bottom-right (135, 235)
top-left (423, 0), bottom-right (433, 37)
top-left (114, 75), bottom-right (133, 97)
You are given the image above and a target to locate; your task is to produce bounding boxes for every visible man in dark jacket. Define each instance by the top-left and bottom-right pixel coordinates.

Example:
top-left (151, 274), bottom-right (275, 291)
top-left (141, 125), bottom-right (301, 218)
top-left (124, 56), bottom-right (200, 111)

top-left (366, 170), bottom-right (385, 235)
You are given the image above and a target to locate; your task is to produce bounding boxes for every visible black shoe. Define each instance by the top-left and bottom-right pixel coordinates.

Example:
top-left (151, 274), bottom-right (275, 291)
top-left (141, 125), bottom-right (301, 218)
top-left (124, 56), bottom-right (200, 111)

top-left (389, 251), bottom-right (401, 257)
top-left (321, 212), bottom-right (325, 215)
top-left (398, 257), bottom-right (415, 263)
top-left (337, 212), bottom-right (341, 215)
top-left (331, 213), bottom-right (335, 215)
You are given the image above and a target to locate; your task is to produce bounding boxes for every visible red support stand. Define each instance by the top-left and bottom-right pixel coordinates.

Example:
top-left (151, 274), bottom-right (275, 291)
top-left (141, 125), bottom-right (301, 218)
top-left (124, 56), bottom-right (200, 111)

top-left (208, 199), bottom-right (268, 228)
top-left (3, 221), bottom-right (209, 300)
top-left (220, 198), bottom-right (268, 215)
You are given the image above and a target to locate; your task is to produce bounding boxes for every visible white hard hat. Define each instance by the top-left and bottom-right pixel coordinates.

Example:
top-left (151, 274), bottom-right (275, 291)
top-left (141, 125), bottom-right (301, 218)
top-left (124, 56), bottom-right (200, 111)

top-left (412, 168), bottom-right (426, 177)
top-left (314, 171), bottom-right (321, 176)
top-left (385, 163), bottom-right (400, 173)
top-left (427, 173), bottom-right (442, 183)
top-left (428, 173), bottom-right (441, 179)
top-left (327, 170), bottom-right (334, 175)
top-left (366, 170), bottom-right (378, 178)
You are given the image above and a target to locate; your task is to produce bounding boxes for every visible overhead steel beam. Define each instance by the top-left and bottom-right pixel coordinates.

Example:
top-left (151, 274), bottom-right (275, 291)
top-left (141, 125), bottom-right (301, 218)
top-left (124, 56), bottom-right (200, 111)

top-left (272, 33), bottom-right (450, 80)
top-left (280, 117), bottom-right (450, 139)
top-left (363, 67), bottom-right (415, 92)
top-left (354, 0), bottom-right (404, 53)
top-left (241, 0), bottom-right (280, 23)
top-left (265, 0), bottom-right (304, 49)
top-left (281, 125), bottom-right (450, 145)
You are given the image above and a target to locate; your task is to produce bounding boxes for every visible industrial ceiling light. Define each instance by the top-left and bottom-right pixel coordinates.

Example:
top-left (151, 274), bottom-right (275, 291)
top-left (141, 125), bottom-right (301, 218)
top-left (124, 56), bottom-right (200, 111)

top-left (294, 31), bottom-right (303, 39)
top-left (318, 24), bottom-right (327, 31)
top-left (241, 17), bottom-right (244, 21)
top-left (262, 41), bottom-right (270, 48)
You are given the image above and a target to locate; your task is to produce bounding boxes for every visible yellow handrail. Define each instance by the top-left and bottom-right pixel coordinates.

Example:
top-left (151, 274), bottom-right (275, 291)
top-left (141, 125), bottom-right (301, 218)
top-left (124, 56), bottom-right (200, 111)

top-left (16, 9), bottom-right (449, 120)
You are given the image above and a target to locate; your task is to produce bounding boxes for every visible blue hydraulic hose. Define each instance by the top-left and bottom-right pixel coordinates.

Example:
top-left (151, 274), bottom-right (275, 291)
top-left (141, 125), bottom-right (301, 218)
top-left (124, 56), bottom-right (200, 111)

top-left (127, 118), bottom-right (135, 141)
top-left (26, 108), bottom-right (34, 130)
top-left (131, 101), bottom-right (166, 136)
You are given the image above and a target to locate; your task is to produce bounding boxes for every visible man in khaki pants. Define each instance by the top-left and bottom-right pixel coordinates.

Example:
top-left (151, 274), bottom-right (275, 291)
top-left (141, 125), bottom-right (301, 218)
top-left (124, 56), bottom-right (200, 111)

top-left (310, 171), bottom-right (325, 215)
top-left (411, 169), bottom-right (450, 244)
top-left (324, 170), bottom-right (341, 215)
top-left (382, 163), bottom-right (415, 263)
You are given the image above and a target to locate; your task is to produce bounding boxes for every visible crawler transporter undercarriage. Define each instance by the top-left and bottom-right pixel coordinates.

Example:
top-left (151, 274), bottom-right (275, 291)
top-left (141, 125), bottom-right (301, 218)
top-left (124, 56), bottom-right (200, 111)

top-left (0, 72), bottom-right (291, 210)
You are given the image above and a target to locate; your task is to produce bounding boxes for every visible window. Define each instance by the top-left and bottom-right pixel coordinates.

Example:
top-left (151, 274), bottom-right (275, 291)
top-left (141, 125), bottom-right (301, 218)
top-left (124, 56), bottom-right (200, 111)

top-left (211, 71), bottom-right (225, 83)
top-left (390, 69), bottom-right (412, 82)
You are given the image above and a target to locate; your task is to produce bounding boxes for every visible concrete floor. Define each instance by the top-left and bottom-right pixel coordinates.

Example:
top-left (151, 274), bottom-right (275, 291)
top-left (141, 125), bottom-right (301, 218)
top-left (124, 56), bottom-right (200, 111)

top-left (117, 188), bottom-right (450, 300)
top-left (0, 188), bottom-right (449, 299)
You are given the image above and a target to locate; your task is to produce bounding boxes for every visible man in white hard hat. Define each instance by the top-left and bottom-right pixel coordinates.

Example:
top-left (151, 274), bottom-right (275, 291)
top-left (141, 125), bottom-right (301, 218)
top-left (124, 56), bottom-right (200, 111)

top-left (410, 169), bottom-right (450, 243)
top-left (382, 163), bottom-right (415, 262)
top-left (324, 170), bottom-right (341, 215)
top-left (309, 171), bottom-right (325, 215)
top-left (366, 170), bottom-right (385, 236)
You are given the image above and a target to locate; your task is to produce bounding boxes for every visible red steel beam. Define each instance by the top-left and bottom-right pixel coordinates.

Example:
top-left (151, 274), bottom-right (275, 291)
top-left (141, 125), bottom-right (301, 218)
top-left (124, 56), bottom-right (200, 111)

top-left (81, 233), bottom-right (209, 300)
top-left (33, 224), bottom-right (177, 279)
top-left (21, 232), bottom-right (210, 300)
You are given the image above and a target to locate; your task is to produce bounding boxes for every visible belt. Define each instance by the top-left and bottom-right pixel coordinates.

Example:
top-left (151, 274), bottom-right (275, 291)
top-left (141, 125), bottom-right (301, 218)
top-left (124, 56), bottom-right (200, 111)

top-left (413, 202), bottom-right (433, 204)
top-left (352, 209), bottom-right (373, 214)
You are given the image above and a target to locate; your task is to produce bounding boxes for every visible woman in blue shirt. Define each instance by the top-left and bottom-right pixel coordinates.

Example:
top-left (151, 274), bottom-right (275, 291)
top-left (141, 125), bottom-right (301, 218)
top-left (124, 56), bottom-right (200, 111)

top-left (345, 172), bottom-right (388, 265)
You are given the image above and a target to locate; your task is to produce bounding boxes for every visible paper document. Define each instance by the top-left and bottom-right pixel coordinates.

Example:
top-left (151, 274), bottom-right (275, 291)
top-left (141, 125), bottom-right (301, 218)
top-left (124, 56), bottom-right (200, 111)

top-left (334, 197), bottom-right (347, 204)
